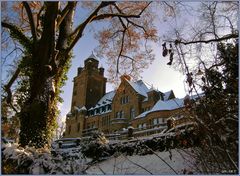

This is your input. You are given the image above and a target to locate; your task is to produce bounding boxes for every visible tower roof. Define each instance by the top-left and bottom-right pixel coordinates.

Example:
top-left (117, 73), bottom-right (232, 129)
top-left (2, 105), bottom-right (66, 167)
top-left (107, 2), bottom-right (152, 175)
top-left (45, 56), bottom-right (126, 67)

top-left (87, 52), bottom-right (98, 61)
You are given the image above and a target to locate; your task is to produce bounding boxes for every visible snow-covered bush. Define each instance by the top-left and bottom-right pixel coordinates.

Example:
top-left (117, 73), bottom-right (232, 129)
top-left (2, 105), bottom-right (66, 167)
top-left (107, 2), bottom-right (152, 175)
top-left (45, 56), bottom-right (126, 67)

top-left (2, 143), bottom-right (88, 174)
top-left (2, 128), bottom-right (203, 174)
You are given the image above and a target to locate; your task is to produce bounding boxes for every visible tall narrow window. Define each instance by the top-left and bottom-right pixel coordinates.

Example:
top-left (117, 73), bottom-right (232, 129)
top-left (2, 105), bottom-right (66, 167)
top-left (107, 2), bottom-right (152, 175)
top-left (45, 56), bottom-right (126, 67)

top-left (122, 111), bottom-right (125, 118)
top-left (77, 123), bottom-right (80, 132)
top-left (153, 119), bottom-right (158, 125)
top-left (119, 111), bottom-right (122, 118)
top-left (130, 108), bottom-right (135, 119)
top-left (126, 96), bottom-right (129, 103)
top-left (143, 123), bottom-right (147, 129)
top-left (116, 112), bottom-right (121, 118)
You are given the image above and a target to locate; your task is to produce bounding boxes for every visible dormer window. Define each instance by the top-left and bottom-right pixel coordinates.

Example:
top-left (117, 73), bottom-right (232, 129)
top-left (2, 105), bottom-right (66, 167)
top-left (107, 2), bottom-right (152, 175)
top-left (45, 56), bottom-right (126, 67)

top-left (102, 106), bottom-right (106, 112)
top-left (96, 108), bottom-right (100, 114)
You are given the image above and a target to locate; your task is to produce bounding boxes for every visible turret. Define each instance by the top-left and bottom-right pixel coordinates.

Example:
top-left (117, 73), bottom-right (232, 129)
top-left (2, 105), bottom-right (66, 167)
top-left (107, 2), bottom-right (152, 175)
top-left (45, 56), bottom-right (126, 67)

top-left (71, 53), bottom-right (107, 110)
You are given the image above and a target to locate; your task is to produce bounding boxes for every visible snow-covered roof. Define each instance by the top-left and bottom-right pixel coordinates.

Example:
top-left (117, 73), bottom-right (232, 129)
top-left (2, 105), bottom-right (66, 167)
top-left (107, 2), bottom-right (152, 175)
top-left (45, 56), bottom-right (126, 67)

top-left (147, 87), bottom-right (158, 92)
top-left (126, 80), bottom-right (150, 97)
top-left (89, 90), bottom-right (116, 110)
top-left (74, 106), bottom-right (81, 111)
top-left (135, 93), bottom-right (203, 119)
top-left (135, 98), bottom-right (185, 119)
top-left (97, 90), bottom-right (115, 106)
top-left (80, 106), bottom-right (87, 111)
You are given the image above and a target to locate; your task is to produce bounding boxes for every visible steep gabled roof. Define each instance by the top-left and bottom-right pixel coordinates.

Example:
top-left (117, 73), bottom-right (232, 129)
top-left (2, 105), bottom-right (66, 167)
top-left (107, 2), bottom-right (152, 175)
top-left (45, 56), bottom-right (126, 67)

top-left (126, 80), bottom-right (150, 97)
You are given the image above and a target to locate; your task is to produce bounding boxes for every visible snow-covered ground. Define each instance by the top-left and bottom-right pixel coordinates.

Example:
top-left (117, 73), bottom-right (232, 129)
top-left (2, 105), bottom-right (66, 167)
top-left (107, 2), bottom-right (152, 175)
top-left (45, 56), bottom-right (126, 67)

top-left (86, 148), bottom-right (196, 175)
top-left (2, 142), bottom-right (197, 175)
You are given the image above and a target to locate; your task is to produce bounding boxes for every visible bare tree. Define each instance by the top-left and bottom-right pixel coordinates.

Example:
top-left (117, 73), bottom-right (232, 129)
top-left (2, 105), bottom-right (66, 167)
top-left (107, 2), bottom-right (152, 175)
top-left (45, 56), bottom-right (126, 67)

top-left (161, 2), bottom-right (238, 174)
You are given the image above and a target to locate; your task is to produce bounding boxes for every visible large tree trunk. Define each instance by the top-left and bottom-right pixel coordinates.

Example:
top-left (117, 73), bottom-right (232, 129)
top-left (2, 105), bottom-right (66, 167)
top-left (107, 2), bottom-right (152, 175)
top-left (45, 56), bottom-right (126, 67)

top-left (18, 2), bottom-right (75, 148)
top-left (19, 63), bottom-right (57, 147)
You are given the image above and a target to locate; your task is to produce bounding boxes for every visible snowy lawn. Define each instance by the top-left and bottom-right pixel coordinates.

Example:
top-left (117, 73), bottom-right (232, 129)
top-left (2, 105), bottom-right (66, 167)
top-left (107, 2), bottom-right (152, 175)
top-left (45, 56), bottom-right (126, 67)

top-left (86, 148), bottom-right (196, 175)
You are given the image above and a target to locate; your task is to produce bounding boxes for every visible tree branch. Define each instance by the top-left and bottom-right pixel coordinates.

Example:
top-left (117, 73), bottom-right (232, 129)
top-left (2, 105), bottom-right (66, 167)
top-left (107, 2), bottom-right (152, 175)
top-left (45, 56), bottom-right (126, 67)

top-left (1, 22), bottom-right (32, 50)
top-left (4, 68), bottom-right (20, 104)
top-left (38, 2), bottom-right (59, 64)
top-left (142, 144), bottom-right (178, 174)
top-left (113, 3), bottom-right (149, 33)
top-left (116, 29), bottom-right (126, 75)
top-left (67, 1), bottom-right (115, 53)
top-left (138, 2), bottom-right (152, 16)
top-left (92, 13), bottom-right (140, 21)
top-left (22, 1), bottom-right (37, 42)
top-left (56, 2), bottom-right (77, 30)
top-left (55, 2), bottom-right (76, 73)
top-left (173, 33), bottom-right (238, 45)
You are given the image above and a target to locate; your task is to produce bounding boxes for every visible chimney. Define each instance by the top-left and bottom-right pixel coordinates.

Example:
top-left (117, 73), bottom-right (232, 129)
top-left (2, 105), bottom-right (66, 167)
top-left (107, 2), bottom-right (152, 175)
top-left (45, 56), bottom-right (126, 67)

top-left (99, 67), bottom-right (104, 76)
top-left (78, 67), bottom-right (83, 75)
top-left (120, 74), bottom-right (131, 81)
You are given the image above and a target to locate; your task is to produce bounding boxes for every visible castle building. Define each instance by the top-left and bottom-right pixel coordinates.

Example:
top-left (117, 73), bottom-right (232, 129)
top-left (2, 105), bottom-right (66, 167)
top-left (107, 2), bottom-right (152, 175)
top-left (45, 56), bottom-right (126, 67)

top-left (64, 54), bottom-right (191, 138)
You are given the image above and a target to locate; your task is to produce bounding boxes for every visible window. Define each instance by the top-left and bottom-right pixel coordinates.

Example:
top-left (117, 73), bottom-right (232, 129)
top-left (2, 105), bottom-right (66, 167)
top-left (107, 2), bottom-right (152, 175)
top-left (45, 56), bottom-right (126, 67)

top-left (116, 112), bottom-right (121, 118)
top-left (130, 108), bottom-right (135, 119)
top-left (143, 123), bottom-right (147, 129)
top-left (68, 125), bottom-right (71, 134)
top-left (126, 96), bottom-right (129, 103)
top-left (107, 105), bottom-right (111, 111)
top-left (138, 124), bottom-right (142, 129)
top-left (121, 96), bottom-right (129, 104)
top-left (153, 118), bottom-right (158, 125)
top-left (96, 108), bottom-right (100, 114)
top-left (121, 111), bottom-right (125, 118)
top-left (77, 123), bottom-right (80, 132)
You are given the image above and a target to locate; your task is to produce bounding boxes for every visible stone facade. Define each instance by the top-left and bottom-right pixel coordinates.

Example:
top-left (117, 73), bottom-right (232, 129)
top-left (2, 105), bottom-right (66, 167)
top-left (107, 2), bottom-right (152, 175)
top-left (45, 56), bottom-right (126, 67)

top-left (64, 54), bottom-right (190, 138)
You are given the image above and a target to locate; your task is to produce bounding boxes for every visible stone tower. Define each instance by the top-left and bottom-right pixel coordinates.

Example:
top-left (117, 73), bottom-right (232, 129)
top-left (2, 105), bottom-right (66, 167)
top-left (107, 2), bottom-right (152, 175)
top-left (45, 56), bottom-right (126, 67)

top-left (71, 54), bottom-right (107, 110)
